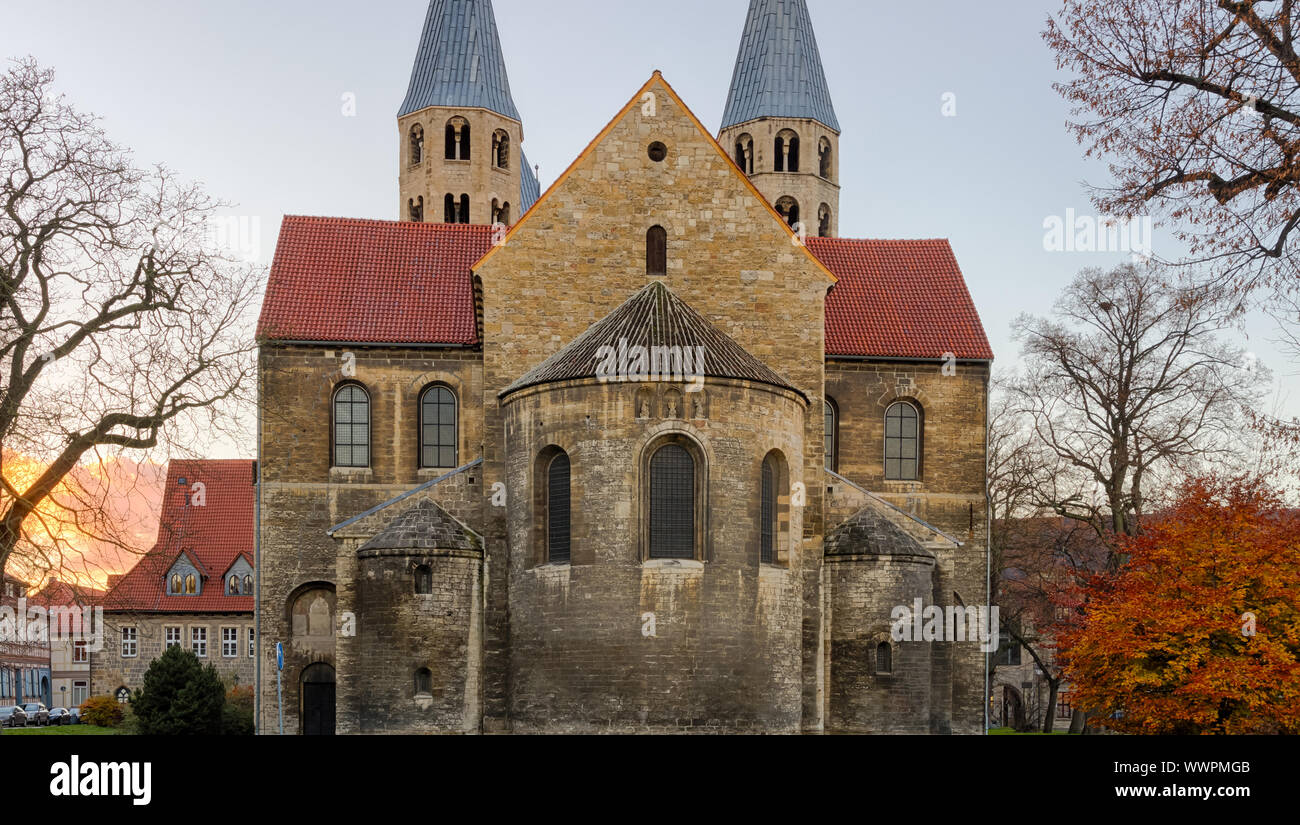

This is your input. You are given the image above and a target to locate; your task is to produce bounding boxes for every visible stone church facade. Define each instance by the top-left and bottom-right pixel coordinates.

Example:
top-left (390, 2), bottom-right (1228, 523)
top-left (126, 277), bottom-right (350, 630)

top-left (255, 0), bottom-right (994, 734)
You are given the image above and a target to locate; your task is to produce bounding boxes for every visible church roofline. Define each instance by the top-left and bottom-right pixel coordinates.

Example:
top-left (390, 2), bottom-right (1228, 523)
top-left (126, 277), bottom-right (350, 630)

top-left (470, 71), bottom-right (838, 287)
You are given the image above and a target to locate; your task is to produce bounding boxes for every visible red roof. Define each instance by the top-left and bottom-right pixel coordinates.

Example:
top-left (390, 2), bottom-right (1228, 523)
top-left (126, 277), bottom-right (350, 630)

top-left (256, 217), bottom-right (492, 345)
top-left (257, 217), bottom-right (992, 361)
top-left (102, 459), bottom-right (255, 614)
top-left (809, 237), bottom-right (993, 360)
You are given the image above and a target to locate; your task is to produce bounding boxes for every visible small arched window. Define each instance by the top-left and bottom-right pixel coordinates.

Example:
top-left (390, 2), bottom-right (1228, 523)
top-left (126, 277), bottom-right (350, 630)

top-left (884, 401), bottom-right (921, 481)
top-left (229, 575), bottom-right (240, 595)
top-left (409, 196), bottom-right (423, 223)
top-left (184, 574), bottom-right (196, 595)
top-left (493, 130), bottom-right (510, 169)
top-left (775, 130), bottom-right (800, 172)
top-left (824, 398), bottom-right (838, 472)
top-left (734, 133), bottom-right (753, 174)
top-left (649, 444), bottom-right (695, 559)
top-left (646, 225), bottom-right (667, 276)
top-left (459, 194), bottom-right (470, 224)
top-left (500, 202), bottom-right (510, 224)
top-left (445, 117), bottom-right (470, 160)
top-left (775, 197), bottom-right (800, 230)
top-left (415, 667), bottom-right (433, 695)
top-left (414, 564), bottom-right (432, 595)
top-left (546, 452), bottom-right (571, 564)
top-left (170, 574), bottom-right (182, 594)
top-left (760, 454), bottom-right (777, 564)
top-left (410, 124), bottom-right (424, 165)
top-left (243, 575), bottom-right (252, 594)
top-left (333, 384), bottom-right (371, 468)
top-left (444, 193), bottom-right (456, 223)
top-left (818, 137), bottom-right (832, 179)
top-left (420, 385), bottom-right (458, 469)
top-left (876, 642), bottom-right (893, 674)
top-left (818, 203), bottom-right (831, 238)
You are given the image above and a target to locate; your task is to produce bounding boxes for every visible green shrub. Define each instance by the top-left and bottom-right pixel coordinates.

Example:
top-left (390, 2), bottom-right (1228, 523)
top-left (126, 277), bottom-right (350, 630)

top-left (133, 645), bottom-right (226, 735)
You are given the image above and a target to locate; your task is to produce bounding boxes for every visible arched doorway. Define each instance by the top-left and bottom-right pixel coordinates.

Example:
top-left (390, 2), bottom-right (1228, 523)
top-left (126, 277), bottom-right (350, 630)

top-left (1002, 685), bottom-right (1025, 730)
top-left (40, 675), bottom-right (50, 706)
top-left (300, 663), bottom-right (335, 736)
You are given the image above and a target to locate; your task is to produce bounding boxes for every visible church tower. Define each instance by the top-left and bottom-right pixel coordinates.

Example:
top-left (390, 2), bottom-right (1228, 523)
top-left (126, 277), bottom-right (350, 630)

top-left (397, 0), bottom-right (539, 226)
top-left (718, 0), bottom-right (841, 238)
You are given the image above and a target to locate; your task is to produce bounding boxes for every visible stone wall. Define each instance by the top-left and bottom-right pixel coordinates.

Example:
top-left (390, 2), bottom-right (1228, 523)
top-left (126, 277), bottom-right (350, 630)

top-left (91, 612), bottom-right (254, 697)
top-left (717, 115), bottom-right (840, 237)
top-left (398, 106), bottom-right (523, 225)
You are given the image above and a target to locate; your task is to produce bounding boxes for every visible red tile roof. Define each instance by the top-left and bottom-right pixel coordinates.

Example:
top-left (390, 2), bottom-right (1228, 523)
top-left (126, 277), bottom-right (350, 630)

top-left (808, 237), bottom-right (993, 360)
top-left (27, 579), bottom-right (103, 609)
top-left (102, 459), bottom-right (255, 614)
top-left (257, 217), bottom-right (492, 346)
top-left (257, 217), bottom-right (992, 361)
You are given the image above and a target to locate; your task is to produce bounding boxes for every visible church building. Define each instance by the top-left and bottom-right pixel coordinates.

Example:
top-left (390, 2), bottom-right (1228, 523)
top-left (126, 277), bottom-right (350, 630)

top-left (256, 0), bottom-right (994, 734)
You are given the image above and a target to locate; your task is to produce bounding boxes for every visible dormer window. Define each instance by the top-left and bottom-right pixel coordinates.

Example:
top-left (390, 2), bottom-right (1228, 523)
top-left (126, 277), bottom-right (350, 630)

top-left (170, 573), bottom-right (183, 594)
top-left (185, 574), bottom-right (196, 594)
top-left (229, 575), bottom-right (241, 595)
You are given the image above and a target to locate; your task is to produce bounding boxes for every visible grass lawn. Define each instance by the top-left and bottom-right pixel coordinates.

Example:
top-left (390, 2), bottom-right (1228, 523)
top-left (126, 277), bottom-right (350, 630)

top-left (1, 724), bottom-right (123, 735)
top-left (988, 726), bottom-right (1070, 735)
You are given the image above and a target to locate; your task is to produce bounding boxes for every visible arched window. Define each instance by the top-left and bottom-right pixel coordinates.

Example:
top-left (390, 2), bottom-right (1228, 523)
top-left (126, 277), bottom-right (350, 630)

top-left (493, 130), bottom-right (510, 169)
top-left (775, 197), bottom-right (800, 230)
top-left (184, 574), bottom-right (196, 595)
top-left (734, 133), bottom-right (753, 174)
top-left (876, 642), bottom-right (893, 674)
top-left (775, 130), bottom-right (800, 172)
top-left (649, 444), bottom-right (695, 559)
top-left (409, 124), bottom-right (424, 165)
top-left (824, 398), bottom-right (838, 472)
top-left (243, 575), bottom-right (253, 594)
top-left (115, 686), bottom-right (131, 704)
top-left (229, 575), bottom-right (240, 595)
top-left (333, 384), bottom-right (371, 468)
top-left (546, 452), bottom-right (571, 564)
top-left (445, 117), bottom-right (469, 160)
top-left (500, 202), bottom-right (510, 224)
top-left (646, 225), bottom-right (667, 276)
top-left (420, 385), bottom-right (457, 469)
top-left (444, 193), bottom-right (455, 223)
top-left (818, 203), bottom-right (831, 238)
top-left (414, 564), bottom-right (432, 595)
top-left (459, 194), bottom-right (470, 224)
top-left (170, 574), bottom-right (182, 594)
top-left (409, 196), bottom-right (423, 223)
top-left (414, 667), bottom-right (433, 695)
top-left (818, 137), bottom-right (832, 179)
top-left (884, 401), bottom-right (921, 481)
top-left (760, 454), bottom-right (777, 564)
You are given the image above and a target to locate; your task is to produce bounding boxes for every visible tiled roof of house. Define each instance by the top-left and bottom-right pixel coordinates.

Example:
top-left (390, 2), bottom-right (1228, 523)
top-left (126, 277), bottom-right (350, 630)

top-left (256, 219), bottom-right (991, 362)
top-left (101, 459), bottom-right (255, 614)
top-left (809, 237), bottom-right (994, 361)
top-left (27, 579), bottom-right (103, 609)
top-left (398, 0), bottom-right (521, 122)
top-left (500, 281), bottom-right (803, 399)
top-left (721, 0), bottom-right (840, 131)
top-left (256, 217), bottom-right (490, 345)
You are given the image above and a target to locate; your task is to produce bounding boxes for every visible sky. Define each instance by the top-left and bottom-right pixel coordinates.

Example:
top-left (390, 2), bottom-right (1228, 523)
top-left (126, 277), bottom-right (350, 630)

top-left (3, 0), bottom-right (1297, 437)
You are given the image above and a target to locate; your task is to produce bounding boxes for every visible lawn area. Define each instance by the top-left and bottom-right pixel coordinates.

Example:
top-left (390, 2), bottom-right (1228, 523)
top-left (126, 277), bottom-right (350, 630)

top-left (1, 725), bottom-right (123, 735)
top-left (988, 726), bottom-right (1070, 735)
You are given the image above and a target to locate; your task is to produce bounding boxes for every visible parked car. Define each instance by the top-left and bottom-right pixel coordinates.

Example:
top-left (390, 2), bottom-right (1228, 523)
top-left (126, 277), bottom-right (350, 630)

top-left (67, 705), bottom-right (81, 725)
top-left (47, 707), bottom-right (74, 725)
top-left (22, 703), bottom-right (49, 726)
top-left (0, 706), bottom-right (27, 728)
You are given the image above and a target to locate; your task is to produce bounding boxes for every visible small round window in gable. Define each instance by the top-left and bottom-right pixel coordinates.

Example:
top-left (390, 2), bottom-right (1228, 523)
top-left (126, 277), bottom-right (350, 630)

top-left (648, 141), bottom-right (668, 162)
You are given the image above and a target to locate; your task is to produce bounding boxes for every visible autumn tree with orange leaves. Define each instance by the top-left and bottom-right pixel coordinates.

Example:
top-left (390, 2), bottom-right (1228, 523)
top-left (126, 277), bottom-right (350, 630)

top-left (1060, 475), bottom-right (1300, 734)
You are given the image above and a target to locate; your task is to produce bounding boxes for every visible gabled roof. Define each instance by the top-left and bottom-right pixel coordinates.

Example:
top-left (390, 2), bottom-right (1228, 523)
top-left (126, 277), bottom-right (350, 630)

top-left (721, 0), bottom-right (840, 131)
top-left (500, 281), bottom-right (803, 399)
top-left (101, 460), bottom-right (255, 613)
top-left (398, 0), bottom-right (521, 122)
top-left (809, 237), bottom-right (994, 361)
top-left (257, 217), bottom-right (490, 345)
top-left (358, 497), bottom-right (480, 553)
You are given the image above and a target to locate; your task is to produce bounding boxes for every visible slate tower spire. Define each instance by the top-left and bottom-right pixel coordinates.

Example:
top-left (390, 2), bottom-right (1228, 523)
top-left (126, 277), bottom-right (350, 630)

top-left (718, 0), bottom-right (841, 238)
top-left (397, 0), bottom-right (539, 226)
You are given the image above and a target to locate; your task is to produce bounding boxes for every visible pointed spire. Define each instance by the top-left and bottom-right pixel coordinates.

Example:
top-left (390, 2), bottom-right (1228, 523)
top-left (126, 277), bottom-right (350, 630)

top-left (399, 0), bottom-right (521, 121)
top-left (721, 0), bottom-right (839, 132)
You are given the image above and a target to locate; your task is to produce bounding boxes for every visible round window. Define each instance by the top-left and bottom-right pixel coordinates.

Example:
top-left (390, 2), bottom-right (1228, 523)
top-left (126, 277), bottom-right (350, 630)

top-left (648, 141), bottom-right (668, 162)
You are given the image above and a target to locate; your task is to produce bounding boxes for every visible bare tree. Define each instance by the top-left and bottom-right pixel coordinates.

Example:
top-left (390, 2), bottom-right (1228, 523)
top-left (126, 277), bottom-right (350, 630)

top-left (0, 58), bottom-right (261, 585)
top-left (1008, 263), bottom-right (1264, 561)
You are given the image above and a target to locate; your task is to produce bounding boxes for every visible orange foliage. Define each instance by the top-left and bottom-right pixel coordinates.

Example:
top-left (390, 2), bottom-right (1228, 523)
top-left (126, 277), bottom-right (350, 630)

top-left (1061, 476), bottom-right (1300, 734)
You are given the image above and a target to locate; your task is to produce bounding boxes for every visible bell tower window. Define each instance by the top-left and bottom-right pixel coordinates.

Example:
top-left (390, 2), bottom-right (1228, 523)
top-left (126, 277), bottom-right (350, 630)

top-left (445, 117), bottom-right (470, 160)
